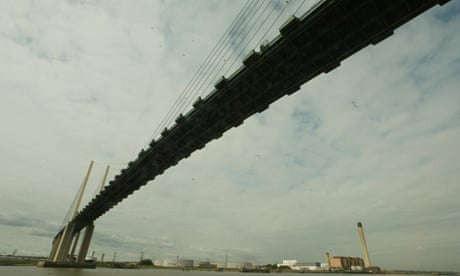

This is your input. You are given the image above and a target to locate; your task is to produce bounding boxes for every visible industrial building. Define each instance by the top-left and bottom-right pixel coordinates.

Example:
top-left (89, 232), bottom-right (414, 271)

top-left (329, 256), bottom-right (364, 271)
top-left (153, 258), bottom-right (194, 267)
top-left (199, 261), bottom-right (218, 269)
top-left (277, 260), bottom-right (324, 271)
top-left (293, 262), bottom-right (322, 271)
top-left (178, 259), bottom-right (194, 267)
top-left (324, 222), bottom-right (379, 272)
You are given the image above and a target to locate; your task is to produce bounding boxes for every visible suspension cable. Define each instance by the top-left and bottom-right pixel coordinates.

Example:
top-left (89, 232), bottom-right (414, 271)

top-left (161, 0), bottom-right (264, 135)
top-left (150, 0), bottom-right (258, 140)
top-left (178, 0), bottom-right (270, 116)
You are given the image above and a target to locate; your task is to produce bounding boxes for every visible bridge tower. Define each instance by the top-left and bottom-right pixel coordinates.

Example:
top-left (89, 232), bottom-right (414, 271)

top-left (76, 165), bottom-right (109, 265)
top-left (38, 161), bottom-right (110, 268)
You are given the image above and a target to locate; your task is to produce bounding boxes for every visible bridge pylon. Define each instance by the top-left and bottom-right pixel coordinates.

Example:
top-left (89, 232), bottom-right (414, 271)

top-left (38, 162), bottom-right (109, 268)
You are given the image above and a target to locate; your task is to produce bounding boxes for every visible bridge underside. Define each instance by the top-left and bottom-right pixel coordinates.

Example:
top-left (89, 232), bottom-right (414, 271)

top-left (57, 0), bottom-right (448, 237)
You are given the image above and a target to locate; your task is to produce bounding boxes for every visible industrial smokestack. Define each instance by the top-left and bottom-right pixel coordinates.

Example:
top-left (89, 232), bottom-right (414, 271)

top-left (325, 252), bottom-right (331, 270)
top-left (357, 222), bottom-right (371, 267)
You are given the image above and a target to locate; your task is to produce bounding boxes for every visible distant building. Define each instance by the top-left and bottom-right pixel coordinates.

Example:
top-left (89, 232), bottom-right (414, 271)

top-left (154, 259), bottom-right (178, 267)
top-left (277, 260), bottom-right (324, 271)
top-left (178, 259), bottom-right (194, 267)
top-left (199, 261), bottom-right (217, 269)
top-left (293, 262), bottom-right (321, 271)
top-left (242, 261), bottom-right (255, 269)
top-left (279, 260), bottom-right (297, 267)
top-left (330, 256), bottom-right (364, 271)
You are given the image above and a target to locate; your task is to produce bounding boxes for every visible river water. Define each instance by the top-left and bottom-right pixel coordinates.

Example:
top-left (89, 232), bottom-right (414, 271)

top-left (0, 268), bottom-right (402, 276)
top-left (0, 267), bottom-right (264, 276)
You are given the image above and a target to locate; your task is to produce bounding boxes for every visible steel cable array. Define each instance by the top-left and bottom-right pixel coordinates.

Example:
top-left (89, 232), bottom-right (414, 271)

top-left (149, 0), bottom-right (304, 142)
top-left (110, 0), bottom-right (307, 170)
top-left (150, 0), bottom-right (261, 140)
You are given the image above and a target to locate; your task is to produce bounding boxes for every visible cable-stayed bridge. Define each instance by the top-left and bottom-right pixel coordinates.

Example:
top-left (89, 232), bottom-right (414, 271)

top-left (43, 0), bottom-right (450, 267)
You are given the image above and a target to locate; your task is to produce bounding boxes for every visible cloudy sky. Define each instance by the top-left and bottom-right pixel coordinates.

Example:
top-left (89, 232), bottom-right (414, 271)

top-left (1, 0), bottom-right (459, 272)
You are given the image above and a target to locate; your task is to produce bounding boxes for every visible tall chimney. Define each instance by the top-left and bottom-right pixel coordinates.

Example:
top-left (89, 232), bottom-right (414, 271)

top-left (357, 222), bottom-right (371, 267)
top-left (325, 252), bottom-right (332, 270)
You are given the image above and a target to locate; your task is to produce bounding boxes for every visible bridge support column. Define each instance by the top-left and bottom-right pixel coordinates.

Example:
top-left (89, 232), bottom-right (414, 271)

top-left (77, 223), bottom-right (95, 264)
top-left (69, 232), bottom-right (80, 262)
top-left (76, 165), bottom-right (109, 264)
top-left (53, 222), bottom-right (76, 262)
top-left (40, 162), bottom-right (108, 268)
top-left (48, 233), bottom-right (62, 261)
top-left (52, 161), bottom-right (94, 263)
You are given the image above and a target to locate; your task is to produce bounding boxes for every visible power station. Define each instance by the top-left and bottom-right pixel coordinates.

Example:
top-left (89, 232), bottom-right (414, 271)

top-left (325, 222), bottom-right (379, 272)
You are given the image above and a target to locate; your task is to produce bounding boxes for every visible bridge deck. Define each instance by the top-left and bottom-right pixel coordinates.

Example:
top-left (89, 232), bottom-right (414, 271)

top-left (68, 0), bottom-right (449, 234)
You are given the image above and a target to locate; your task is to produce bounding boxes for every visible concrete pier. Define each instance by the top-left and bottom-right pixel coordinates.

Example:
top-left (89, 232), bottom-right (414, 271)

top-left (53, 222), bottom-right (76, 262)
top-left (77, 223), bottom-right (95, 264)
top-left (69, 232), bottom-right (81, 260)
